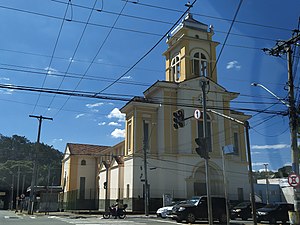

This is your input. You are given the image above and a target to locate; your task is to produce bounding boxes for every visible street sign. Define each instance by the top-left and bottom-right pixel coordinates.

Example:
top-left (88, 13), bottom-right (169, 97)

top-left (288, 173), bottom-right (300, 187)
top-left (194, 109), bottom-right (201, 120)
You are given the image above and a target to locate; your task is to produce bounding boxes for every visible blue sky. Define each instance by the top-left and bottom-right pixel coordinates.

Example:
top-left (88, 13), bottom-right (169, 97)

top-left (0, 0), bottom-right (299, 171)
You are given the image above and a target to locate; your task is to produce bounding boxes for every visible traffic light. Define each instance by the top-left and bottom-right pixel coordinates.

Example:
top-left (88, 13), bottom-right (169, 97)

top-left (103, 181), bottom-right (107, 189)
top-left (195, 137), bottom-right (209, 159)
top-left (173, 109), bottom-right (185, 129)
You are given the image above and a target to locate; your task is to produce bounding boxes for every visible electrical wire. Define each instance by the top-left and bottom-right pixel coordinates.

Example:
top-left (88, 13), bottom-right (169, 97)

top-left (31, 0), bottom-right (71, 113)
top-left (44, 0), bottom-right (100, 115)
top-left (0, 83), bottom-right (288, 116)
top-left (211, 0), bottom-right (243, 76)
top-left (122, 0), bottom-right (293, 32)
top-left (51, 0), bottom-right (279, 43)
top-left (1, 62), bottom-right (293, 105)
top-left (92, 0), bottom-right (198, 95)
top-left (51, 0), bottom-right (130, 117)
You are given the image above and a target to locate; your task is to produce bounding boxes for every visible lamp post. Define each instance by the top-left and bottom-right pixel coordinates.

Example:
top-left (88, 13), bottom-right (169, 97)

top-left (251, 83), bottom-right (289, 107)
top-left (208, 109), bottom-right (257, 225)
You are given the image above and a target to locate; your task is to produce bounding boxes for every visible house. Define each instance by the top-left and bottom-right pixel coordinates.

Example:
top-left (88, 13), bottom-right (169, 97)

top-left (256, 178), bottom-right (293, 204)
top-left (61, 13), bottom-right (252, 213)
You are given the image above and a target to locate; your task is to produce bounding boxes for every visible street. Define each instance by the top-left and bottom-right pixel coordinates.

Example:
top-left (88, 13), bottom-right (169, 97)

top-left (0, 210), bottom-right (258, 225)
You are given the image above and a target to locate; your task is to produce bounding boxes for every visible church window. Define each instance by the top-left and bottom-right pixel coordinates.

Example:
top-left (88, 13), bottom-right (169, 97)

top-left (233, 132), bottom-right (239, 155)
top-left (192, 51), bottom-right (208, 77)
top-left (143, 120), bottom-right (150, 149)
top-left (171, 54), bottom-right (181, 82)
top-left (127, 122), bottom-right (132, 153)
top-left (81, 159), bottom-right (86, 166)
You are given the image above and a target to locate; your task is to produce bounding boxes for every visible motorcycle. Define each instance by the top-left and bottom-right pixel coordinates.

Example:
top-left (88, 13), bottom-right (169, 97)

top-left (103, 204), bottom-right (128, 219)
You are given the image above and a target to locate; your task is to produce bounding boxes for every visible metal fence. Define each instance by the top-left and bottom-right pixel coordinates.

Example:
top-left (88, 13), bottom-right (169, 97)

top-left (62, 188), bottom-right (98, 210)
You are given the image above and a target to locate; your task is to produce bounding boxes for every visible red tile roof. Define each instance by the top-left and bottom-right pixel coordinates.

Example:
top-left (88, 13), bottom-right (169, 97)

top-left (66, 143), bottom-right (111, 155)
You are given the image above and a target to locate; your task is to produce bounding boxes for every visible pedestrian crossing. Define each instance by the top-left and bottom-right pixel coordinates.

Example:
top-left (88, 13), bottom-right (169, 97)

top-left (49, 216), bottom-right (148, 225)
top-left (4, 215), bottom-right (23, 219)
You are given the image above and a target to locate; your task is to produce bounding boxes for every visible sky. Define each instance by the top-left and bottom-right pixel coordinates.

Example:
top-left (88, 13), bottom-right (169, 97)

top-left (0, 0), bottom-right (299, 171)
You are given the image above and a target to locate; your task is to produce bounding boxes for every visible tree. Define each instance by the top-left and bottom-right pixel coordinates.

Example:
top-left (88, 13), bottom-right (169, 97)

top-left (275, 165), bottom-right (292, 178)
top-left (0, 134), bottom-right (63, 193)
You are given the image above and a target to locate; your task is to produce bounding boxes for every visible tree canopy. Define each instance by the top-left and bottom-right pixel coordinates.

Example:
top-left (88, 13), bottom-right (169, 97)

top-left (0, 134), bottom-right (63, 193)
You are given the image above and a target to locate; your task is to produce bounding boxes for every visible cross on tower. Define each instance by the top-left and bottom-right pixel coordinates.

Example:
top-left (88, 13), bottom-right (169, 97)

top-left (185, 1), bottom-right (193, 13)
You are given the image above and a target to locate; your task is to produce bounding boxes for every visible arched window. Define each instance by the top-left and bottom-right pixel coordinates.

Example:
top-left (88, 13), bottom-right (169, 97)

top-left (192, 51), bottom-right (208, 77)
top-left (197, 114), bottom-right (212, 152)
top-left (171, 54), bottom-right (180, 82)
top-left (81, 159), bottom-right (86, 166)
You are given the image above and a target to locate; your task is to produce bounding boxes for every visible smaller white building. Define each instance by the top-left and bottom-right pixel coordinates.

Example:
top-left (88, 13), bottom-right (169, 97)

top-left (256, 178), bottom-right (293, 204)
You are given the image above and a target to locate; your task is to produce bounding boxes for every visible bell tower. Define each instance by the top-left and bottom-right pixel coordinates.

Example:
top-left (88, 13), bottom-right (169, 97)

top-left (163, 13), bottom-right (219, 83)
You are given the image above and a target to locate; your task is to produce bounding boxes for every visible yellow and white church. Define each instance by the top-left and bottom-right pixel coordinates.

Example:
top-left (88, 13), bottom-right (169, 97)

top-left (61, 13), bottom-right (251, 212)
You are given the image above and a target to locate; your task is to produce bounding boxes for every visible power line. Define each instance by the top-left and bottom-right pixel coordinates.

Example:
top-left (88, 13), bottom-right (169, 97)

top-left (92, 1), bottom-right (198, 95)
top-left (0, 62), bottom-right (293, 107)
top-left (51, 0), bottom-right (130, 117)
top-left (32, 1), bottom-right (71, 113)
top-left (51, 0), bottom-right (279, 43)
top-left (44, 0), bottom-right (100, 115)
top-left (0, 3), bottom-right (285, 52)
top-left (122, 0), bottom-right (293, 32)
top-left (211, 0), bottom-right (243, 77)
top-left (0, 83), bottom-right (287, 116)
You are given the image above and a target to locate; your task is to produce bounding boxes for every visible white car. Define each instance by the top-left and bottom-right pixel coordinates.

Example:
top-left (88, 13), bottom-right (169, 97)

top-left (156, 204), bottom-right (175, 218)
top-left (156, 201), bottom-right (186, 218)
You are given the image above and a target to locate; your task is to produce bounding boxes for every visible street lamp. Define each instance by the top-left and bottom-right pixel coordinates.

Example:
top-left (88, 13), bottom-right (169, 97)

top-left (251, 83), bottom-right (289, 108)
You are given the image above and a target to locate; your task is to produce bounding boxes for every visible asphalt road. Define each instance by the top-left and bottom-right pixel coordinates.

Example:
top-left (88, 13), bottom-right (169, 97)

top-left (0, 210), bottom-right (255, 225)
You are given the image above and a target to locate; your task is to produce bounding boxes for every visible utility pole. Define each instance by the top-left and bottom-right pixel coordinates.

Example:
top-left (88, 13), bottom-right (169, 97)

top-left (16, 165), bottom-right (20, 212)
top-left (263, 31), bottom-right (300, 214)
top-left (200, 80), bottom-right (213, 225)
top-left (28, 115), bottom-right (53, 214)
top-left (45, 165), bottom-right (51, 215)
top-left (10, 173), bottom-right (14, 210)
top-left (264, 163), bottom-right (270, 204)
top-left (143, 120), bottom-right (149, 216)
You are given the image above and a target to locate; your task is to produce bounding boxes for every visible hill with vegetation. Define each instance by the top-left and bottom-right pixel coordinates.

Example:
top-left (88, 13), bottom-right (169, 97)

top-left (0, 134), bottom-right (63, 193)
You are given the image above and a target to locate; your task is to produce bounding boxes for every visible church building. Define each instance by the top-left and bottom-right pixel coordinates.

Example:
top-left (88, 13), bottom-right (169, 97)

top-left (97, 13), bottom-right (251, 212)
top-left (61, 13), bottom-right (251, 213)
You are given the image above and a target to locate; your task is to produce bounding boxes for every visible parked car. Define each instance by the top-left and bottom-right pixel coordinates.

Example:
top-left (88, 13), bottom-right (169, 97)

top-left (171, 196), bottom-right (227, 223)
top-left (230, 201), bottom-right (266, 220)
top-left (156, 201), bottom-right (180, 218)
top-left (256, 203), bottom-right (294, 224)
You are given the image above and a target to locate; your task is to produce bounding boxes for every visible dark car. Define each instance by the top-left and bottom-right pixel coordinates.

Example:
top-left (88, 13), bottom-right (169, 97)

top-left (256, 203), bottom-right (294, 224)
top-left (171, 196), bottom-right (227, 223)
top-left (230, 201), bottom-right (266, 220)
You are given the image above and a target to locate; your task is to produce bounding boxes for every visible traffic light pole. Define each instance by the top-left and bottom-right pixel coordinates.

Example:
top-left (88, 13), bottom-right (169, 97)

top-left (103, 161), bottom-right (109, 211)
top-left (143, 138), bottom-right (149, 216)
top-left (200, 80), bottom-right (213, 225)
